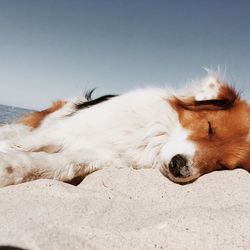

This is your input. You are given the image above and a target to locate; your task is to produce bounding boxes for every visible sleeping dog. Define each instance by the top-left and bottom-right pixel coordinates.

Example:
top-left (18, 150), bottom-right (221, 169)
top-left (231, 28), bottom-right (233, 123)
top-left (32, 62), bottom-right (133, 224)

top-left (0, 74), bottom-right (249, 187)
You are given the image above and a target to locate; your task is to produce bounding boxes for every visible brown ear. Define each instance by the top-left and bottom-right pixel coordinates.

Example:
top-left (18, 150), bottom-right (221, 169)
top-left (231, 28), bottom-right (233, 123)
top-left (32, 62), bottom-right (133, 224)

top-left (171, 84), bottom-right (239, 112)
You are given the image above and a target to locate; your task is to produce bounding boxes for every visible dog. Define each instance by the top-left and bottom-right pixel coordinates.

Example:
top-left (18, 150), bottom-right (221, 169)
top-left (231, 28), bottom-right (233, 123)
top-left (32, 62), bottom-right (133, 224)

top-left (0, 73), bottom-right (249, 187)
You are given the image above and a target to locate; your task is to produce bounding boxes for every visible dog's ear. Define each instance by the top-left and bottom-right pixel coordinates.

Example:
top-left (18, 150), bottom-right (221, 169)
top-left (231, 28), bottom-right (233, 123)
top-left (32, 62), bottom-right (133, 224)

top-left (170, 84), bottom-right (239, 112)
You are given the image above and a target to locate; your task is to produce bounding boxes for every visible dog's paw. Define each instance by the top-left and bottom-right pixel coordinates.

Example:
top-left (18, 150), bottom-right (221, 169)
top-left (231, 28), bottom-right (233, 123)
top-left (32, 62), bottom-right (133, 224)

top-left (0, 157), bottom-right (16, 187)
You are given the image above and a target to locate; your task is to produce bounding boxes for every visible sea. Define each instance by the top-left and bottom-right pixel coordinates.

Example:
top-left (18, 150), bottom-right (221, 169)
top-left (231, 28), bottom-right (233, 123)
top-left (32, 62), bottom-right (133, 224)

top-left (0, 104), bottom-right (32, 124)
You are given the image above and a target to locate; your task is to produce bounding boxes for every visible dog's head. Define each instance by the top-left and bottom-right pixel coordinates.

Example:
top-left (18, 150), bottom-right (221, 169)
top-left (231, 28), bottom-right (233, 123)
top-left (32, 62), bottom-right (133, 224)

top-left (160, 77), bottom-right (250, 184)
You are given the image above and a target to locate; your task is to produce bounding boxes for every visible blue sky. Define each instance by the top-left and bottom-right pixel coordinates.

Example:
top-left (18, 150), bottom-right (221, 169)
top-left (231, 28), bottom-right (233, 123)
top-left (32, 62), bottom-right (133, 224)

top-left (0, 0), bottom-right (250, 109)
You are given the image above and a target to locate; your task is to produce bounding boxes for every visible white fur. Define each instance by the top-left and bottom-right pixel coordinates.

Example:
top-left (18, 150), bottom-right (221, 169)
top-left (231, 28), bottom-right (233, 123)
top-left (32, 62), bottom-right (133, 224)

top-left (0, 75), bottom-right (222, 187)
top-left (194, 75), bottom-right (221, 101)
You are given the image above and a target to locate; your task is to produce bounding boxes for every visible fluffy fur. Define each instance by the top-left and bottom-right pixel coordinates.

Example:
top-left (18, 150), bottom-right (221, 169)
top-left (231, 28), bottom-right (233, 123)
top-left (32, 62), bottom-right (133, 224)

top-left (0, 74), bottom-right (249, 187)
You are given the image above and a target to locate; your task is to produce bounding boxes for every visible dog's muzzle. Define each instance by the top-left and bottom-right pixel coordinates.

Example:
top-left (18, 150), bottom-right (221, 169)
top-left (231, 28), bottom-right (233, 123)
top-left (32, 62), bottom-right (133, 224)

top-left (168, 154), bottom-right (191, 178)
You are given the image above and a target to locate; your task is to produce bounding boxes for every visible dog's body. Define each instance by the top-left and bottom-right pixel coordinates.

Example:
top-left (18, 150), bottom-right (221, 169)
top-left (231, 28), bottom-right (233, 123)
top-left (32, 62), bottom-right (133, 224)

top-left (0, 74), bottom-right (249, 187)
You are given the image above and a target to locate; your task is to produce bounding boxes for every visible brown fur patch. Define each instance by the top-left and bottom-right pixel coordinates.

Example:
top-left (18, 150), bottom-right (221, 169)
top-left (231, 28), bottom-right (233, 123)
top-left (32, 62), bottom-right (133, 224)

top-left (6, 166), bottom-right (14, 174)
top-left (33, 145), bottom-right (62, 153)
top-left (18, 100), bottom-right (66, 128)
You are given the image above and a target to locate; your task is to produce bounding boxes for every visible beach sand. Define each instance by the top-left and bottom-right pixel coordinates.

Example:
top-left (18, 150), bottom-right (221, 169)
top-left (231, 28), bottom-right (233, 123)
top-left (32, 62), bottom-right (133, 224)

top-left (0, 167), bottom-right (250, 250)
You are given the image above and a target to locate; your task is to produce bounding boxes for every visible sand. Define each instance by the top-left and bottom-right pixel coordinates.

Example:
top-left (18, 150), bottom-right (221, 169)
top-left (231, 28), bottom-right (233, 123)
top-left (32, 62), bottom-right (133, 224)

top-left (0, 167), bottom-right (250, 250)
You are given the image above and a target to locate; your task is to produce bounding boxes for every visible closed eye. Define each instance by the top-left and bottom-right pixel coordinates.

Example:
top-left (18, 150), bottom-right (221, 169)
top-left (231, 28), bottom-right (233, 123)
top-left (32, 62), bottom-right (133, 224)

top-left (208, 121), bottom-right (214, 136)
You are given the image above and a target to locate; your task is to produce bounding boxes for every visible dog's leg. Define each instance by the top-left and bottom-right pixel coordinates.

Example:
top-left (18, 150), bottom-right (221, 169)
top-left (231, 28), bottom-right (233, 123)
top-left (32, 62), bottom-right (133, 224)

top-left (10, 129), bottom-right (61, 153)
top-left (0, 124), bottom-right (31, 140)
top-left (0, 149), bottom-right (114, 187)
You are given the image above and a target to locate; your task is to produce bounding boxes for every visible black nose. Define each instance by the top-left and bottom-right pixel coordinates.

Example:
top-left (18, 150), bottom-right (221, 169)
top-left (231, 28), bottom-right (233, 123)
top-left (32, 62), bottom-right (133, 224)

top-left (168, 154), bottom-right (190, 178)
